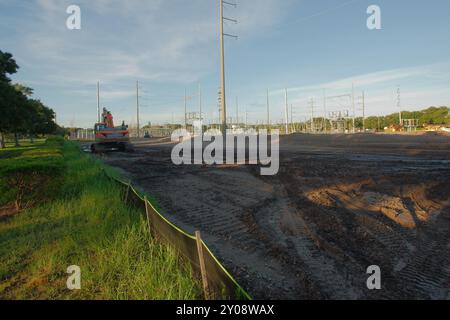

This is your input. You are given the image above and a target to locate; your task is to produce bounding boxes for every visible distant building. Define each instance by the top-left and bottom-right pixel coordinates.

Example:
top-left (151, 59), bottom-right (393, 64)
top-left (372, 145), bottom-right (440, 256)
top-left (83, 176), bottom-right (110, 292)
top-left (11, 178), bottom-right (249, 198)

top-left (384, 124), bottom-right (403, 133)
top-left (424, 124), bottom-right (447, 132)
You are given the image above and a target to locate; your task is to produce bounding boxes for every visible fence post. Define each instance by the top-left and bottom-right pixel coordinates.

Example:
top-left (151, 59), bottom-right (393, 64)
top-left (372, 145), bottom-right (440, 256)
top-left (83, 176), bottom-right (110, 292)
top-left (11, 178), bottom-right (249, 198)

top-left (195, 231), bottom-right (211, 300)
top-left (144, 196), bottom-right (152, 235)
top-left (124, 180), bottom-right (131, 203)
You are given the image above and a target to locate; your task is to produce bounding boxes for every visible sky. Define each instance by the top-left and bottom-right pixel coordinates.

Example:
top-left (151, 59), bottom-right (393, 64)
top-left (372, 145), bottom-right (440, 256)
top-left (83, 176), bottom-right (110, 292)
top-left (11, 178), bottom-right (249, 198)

top-left (1, 0), bottom-right (449, 128)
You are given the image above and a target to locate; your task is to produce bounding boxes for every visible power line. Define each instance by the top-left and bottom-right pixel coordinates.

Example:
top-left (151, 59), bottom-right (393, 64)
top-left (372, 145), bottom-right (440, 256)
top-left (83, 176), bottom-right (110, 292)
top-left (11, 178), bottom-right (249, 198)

top-left (293, 0), bottom-right (361, 24)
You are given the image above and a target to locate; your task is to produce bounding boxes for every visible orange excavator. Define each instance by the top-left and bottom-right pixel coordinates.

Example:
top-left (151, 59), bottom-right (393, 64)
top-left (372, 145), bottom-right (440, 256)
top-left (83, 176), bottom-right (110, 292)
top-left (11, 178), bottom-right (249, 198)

top-left (90, 108), bottom-right (133, 153)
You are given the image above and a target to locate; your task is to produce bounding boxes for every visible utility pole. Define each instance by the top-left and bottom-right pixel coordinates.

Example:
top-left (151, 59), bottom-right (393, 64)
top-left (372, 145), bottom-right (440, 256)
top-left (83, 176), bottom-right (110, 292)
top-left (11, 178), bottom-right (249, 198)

top-left (284, 88), bottom-right (289, 135)
top-left (235, 96), bottom-right (239, 125)
top-left (97, 81), bottom-right (100, 123)
top-left (351, 83), bottom-right (355, 133)
top-left (266, 88), bottom-right (270, 130)
top-left (310, 98), bottom-right (315, 133)
top-left (362, 90), bottom-right (366, 132)
top-left (136, 80), bottom-right (140, 138)
top-left (184, 88), bottom-right (187, 129)
top-left (245, 108), bottom-right (248, 129)
top-left (290, 104), bottom-right (294, 133)
top-left (397, 86), bottom-right (402, 126)
top-left (219, 0), bottom-right (237, 136)
top-left (323, 89), bottom-right (327, 133)
top-left (198, 83), bottom-right (202, 122)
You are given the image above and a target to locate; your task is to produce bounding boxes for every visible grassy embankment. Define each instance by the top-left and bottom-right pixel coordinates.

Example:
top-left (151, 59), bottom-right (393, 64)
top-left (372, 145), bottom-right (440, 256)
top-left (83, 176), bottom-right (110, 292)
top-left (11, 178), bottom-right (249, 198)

top-left (0, 137), bottom-right (201, 299)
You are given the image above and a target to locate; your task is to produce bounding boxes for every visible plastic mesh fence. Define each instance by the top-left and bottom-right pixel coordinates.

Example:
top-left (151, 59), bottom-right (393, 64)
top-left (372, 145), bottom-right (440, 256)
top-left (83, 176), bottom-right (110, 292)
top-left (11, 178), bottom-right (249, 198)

top-left (107, 173), bottom-right (251, 300)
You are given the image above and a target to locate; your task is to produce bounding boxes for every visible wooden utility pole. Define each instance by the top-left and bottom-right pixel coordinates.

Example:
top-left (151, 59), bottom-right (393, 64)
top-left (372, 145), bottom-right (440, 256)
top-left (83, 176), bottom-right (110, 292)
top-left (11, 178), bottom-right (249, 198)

top-left (284, 88), bottom-right (289, 135)
top-left (351, 83), bottom-right (355, 133)
top-left (235, 96), bottom-right (239, 125)
top-left (310, 98), bottom-right (315, 133)
top-left (245, 108), bottom-right (248, 129)
top-left (397, 86), bottom-right (402, 126)
top-left (97, 81), bottom-right (100, 123)
top-left (323, 89), bottom-right (327, 133)
top-left (290, 104), bottom-right (293, 133)
top-left (267, 88), bottom-right (270, 130)
top-left (219, 0), bottom-right (237, 136)
top-left (362, 90), bottom-right (366, 132)
top-left (219, 0), bottom-right (226, 135)
top-left (198, 83), bottom-right (202, 122)
top-left (136, 81), bottom-right (140, 138)
top-left (184, 88), bottom-right (187, 129)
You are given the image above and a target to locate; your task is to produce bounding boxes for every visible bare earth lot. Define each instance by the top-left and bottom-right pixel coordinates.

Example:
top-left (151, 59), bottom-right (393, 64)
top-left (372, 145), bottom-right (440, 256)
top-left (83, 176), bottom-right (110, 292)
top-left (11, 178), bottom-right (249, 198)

top-left (99, 133), bottom-right (450, 299)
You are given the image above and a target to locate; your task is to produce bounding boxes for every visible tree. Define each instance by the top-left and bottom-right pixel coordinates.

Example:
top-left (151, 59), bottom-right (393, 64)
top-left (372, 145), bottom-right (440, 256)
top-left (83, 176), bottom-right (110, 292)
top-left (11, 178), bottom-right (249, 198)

top-left (0, 50), bottom-right (18, 83)
top-left (0, 51), bottom-right (20, 148)
top-left (13, 83), bottom-right (33, 97)
top-left (0, 82), bottom-right (29, 146)
top-left (26, 99), bottom-right (56, 141)
top-left (0, 51), bottom-right (57, 148)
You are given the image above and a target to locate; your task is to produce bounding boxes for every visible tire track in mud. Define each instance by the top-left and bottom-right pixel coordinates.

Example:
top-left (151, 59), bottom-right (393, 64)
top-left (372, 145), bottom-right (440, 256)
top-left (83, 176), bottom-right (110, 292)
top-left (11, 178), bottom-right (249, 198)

top-left (100, 134), bottom-right (450, 299)
top-left (275, 155), bottom-right (450, 299)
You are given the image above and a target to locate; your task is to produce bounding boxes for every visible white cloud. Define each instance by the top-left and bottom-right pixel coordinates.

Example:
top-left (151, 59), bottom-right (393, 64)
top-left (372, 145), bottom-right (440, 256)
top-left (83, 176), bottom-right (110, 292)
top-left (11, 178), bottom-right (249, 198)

top-left (5, 0), bottom-right (290, 88)
top-left (266, 62), bottom-right (450, 120)
top-left (0, 0), bottom-right (292, 127)
top-left (272, 64), bottom-right (444, 95)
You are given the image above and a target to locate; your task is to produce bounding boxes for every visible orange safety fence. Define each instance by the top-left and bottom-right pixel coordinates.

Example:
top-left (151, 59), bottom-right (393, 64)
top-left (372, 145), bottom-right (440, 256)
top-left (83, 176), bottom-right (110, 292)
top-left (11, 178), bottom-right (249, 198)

top-left (106, 172), bottom-right (251, 300)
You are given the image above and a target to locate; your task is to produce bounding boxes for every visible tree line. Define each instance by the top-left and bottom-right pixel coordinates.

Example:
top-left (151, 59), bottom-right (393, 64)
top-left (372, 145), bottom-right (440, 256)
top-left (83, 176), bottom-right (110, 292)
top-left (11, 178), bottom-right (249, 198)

top-left (358, 106), bottom-right (450, 130)
top-left (0, 50), bottom-right (57, 148)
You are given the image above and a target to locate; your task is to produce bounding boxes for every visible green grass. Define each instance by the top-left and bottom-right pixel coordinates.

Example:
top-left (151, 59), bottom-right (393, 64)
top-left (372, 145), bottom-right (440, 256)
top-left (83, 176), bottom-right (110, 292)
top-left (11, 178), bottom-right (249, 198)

top-left (0, 138), bottom-right (202, 299)
top-left (3, 138), bottom-right (46, 149)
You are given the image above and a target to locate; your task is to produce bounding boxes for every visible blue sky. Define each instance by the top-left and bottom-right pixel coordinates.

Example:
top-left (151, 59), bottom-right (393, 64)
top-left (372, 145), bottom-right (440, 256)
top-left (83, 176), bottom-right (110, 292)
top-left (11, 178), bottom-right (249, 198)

top-left (1, 0), bottom-right (449, 128)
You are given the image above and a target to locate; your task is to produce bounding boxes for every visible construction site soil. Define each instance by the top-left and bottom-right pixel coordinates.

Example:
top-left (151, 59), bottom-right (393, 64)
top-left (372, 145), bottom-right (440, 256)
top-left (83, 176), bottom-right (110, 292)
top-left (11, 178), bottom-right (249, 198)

top-left (97, 133), bottom-right (450, 299)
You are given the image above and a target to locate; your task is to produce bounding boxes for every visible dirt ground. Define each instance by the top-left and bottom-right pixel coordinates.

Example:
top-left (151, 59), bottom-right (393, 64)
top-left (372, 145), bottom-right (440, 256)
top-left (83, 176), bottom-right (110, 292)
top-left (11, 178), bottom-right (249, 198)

top-left (97, 133), bottom-right (450, 300)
